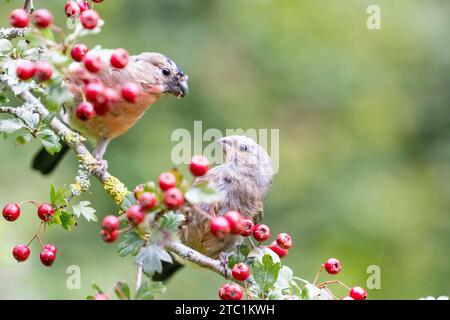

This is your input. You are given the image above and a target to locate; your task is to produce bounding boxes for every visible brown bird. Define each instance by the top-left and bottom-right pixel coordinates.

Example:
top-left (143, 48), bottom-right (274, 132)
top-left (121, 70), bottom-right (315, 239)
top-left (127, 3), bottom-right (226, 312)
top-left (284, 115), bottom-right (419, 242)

top-left (154, 135), bottom-right (274, 281)
top-left (32, 51), bottom-right (188, 174)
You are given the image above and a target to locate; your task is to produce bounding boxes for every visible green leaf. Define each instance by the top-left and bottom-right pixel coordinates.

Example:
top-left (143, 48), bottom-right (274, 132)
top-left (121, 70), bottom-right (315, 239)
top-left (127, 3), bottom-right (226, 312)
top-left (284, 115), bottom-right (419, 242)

top-left (92, 282), bottom-right (106, 294)
top-left (252, 254), bottom-right (281, 294)
top-left (72, 201), bottom-right (97, 222)
top-left (117, 231), bottom-right (145, 257)
top-left (274, 266), bottom-right (294, 290)
top-left (15, 132), bottom-right (32, 145)
top-left (0, 93), bottom-right (9, 104)
top-left (0, 118), bottom-right (25, 135)
top-left (158, 212), bottom-right (184, 232)
top-left (60, 210), bottom-right (76, 231)
top-left (20, 110), bottom-right (40, 129)
top-left (135, 245), bottom-right (173, 275)
top-left (120, 192), bottom-right (137, 211)
top-left (38, 129), bottom-right (61, 155)
top-left (114, 281), bottom-right (131, 300)
top-left (50, 184), bottom-right (70, 207)
top-left (135, 278), bottom-right (166, 300)
top-left (185, 181), bottom-right (224, 204)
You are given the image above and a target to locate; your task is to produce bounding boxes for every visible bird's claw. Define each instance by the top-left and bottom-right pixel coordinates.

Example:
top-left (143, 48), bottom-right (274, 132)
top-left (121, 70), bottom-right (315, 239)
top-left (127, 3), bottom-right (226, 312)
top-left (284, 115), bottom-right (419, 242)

top-left (91, 159), bottom-right (108, 176)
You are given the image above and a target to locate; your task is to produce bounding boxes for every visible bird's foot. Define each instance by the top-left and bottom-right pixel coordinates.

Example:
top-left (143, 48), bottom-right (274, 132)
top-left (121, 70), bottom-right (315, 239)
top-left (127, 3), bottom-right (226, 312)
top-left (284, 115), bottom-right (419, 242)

top-left (219, 252), bottom-right (230, 279)
top-left (91, 159), bottom-right (108, 177)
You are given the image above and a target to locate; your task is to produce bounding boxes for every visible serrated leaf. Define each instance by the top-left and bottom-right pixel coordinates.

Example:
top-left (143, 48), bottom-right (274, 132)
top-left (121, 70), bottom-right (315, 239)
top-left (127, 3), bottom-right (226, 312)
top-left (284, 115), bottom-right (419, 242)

top-left (38, 128), bottom-right (61, 155)
top-left (50, 183), bottom-right (70, 207)
top-left (185, 181), bottom-right (224, 204)
top-left (135, 245), bottom-right (173, 275)
top-left (72, 201), bottom-right (97, 222)
top-left (252, 254), bottom-right (281, 294)
top-left (0, 93), bottom-right (9, 104)
top-left (135, 278), bottom-right (165, 300)
top-left (15, 132), bottom-right (32, 145)
top-left (60, 210), bottom-right (76, 231)
top-left (114, 281), bottom-right (131, 300)
top-left (0, 118), bottom-right (25, 134)
top-left (117, 231), bottom-right (145, 257)
top-left (158, 212), bottom-right (184, 232)
top-left (120, 192), bottom-right (137, 211)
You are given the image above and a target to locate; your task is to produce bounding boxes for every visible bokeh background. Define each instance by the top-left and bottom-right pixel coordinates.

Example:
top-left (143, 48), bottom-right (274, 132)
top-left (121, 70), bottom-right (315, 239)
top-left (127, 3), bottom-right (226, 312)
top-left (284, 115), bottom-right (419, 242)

top-left (1, 0), bottom-right (449, 299)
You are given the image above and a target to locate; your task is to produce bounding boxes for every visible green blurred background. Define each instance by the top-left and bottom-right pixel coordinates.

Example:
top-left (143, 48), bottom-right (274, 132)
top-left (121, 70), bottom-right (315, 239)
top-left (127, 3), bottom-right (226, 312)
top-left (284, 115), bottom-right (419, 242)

top-left (1, 0), bottom-right (449, 299)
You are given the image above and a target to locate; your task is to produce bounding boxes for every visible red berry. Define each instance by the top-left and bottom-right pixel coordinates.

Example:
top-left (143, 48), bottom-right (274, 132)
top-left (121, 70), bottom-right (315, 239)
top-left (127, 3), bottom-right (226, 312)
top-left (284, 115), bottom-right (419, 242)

top-left (16, 60), bottom-right (35, 80)
top-left (9, 9), bottom-right (29, 28)
top-left (71, 44), bottom-right (89, 62)
top-left (268, 241), bottom-right (288, 258)
top-left (92, 0), bottom-right (104, 3)
top-left (189, 155), bottom-right (210, 177)
top-left (276, 233), bottom-right (292, 249)
top-left (76, 102), bottom-right (95, 121)
top-left (231, 263), bottom-right (250, 281)
top-left (93, 102), bottom-right (110, 116)
top-left (103, 87), bottom-right (119, 106)
top-left (138, 192), bottom-right (158, 211)
top-left (210, 216), bottom-right (231, 238)
top-left (37, 203), bottom-right (55, 221)
top-left (218, 283), bottom-right (243, 300)
top-left (85, 82), bottom-right (105, 103)
top-left (126, 205), bottom-right (145, 225)
top-left (40, 249), bottom-right (56, 267)
top-left (101, 215), bottom-right (120, 233)
top-left (324, 258), bottom-right (341, 275)
top-left (65, 1), bottom-right (80, 17)
top-left (110, 48), bottom-right (129, 69)
top-left (32, 9), bottom-right (53, 28)
top-left (121, 82), bottom-right (141, 103)
top-left (44, 244), bottom-right (58, 254)
top-left (84, 52), bottom-right (103, 73)
top-left (158, 172), bottom-right (177, 191)
top-left (349, 287), bottom-right (367, 300)
top-left (12, 244), bottom-right (30, 262)
top-left (80, 9), bottom-right (99, 30)
top-left (93, 293), bottom-right (109, 300)
top-left (34, 62), bottom-right (53, 81)
top-left (240, 218), bottom-right (255, 237)
top-left (341, 296), bottom-right (354, 300)
top-left (163, 188), bottom-right (184, 209)
top-left (101, 229), bottom-right (119, 243)
top-left (77, 1), bottom-right (91, 13)
top-left (223, 211), bottom-right (243, 235)
top-left (253, 224), bottom-right (270, 242)
top-left (2, 203), bottom-right (21, 222)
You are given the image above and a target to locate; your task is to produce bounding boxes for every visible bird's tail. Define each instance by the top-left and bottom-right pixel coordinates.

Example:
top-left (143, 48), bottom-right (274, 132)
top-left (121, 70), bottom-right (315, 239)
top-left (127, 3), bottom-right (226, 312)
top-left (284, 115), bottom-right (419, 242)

top-left (152, 257), bottom-right (184, 282)
top-left (32, 142), bottom-right (70, 175)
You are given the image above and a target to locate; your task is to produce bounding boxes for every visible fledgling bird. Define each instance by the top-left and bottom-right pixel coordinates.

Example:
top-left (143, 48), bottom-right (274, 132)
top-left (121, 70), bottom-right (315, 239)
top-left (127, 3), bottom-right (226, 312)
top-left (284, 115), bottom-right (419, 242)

top-left (32, 51), bottom-right (188, 174)
top-left (154, 135), bottom-right (274, 281)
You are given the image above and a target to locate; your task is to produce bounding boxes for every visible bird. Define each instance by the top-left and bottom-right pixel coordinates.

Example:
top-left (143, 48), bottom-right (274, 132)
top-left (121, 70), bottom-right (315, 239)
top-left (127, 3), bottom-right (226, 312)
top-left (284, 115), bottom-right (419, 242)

top-left (153, 135), bottom-right (274, 281)
top-left (32, 51), bottom-right (188, 174)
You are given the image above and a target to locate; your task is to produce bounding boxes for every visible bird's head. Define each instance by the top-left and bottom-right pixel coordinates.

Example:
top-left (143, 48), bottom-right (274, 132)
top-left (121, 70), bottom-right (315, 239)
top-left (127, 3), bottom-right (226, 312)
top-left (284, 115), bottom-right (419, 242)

top-left (134, 52), bottom-right (189, 98)
top-left (218, 135), bottom-right (273, 195)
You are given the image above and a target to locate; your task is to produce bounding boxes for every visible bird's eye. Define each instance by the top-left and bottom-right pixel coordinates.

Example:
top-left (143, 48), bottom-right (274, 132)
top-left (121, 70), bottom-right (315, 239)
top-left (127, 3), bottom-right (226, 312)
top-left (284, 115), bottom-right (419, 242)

top-left (162, 68), bottom-right (171, 76)
top-left (239, 144), bottom-right (248, 152)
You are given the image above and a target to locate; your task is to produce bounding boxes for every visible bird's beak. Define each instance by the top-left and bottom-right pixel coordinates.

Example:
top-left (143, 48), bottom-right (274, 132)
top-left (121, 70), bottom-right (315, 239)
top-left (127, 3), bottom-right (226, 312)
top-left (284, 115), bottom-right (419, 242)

top-left (169, 77), bottom-right (189, 98)
top-left (218, 137), bottom-right (233, 152)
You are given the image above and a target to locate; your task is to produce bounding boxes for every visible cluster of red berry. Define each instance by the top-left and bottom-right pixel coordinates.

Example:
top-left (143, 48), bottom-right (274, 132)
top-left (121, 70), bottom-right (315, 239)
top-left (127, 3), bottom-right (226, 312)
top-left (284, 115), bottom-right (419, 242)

top-left (100, 155), bottom-right (210, 243)
top-left (2, 202), bottom-right (57, 267)
top-left (210, 213), bottom-right (292, 259)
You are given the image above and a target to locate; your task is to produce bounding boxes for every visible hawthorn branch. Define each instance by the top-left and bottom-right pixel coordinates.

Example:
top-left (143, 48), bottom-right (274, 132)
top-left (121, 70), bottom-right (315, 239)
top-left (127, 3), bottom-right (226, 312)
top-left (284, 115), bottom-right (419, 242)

top-left (0, 28), bottom-right (29, 40)
top-left (1, 88), bottom-right (229, 282)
